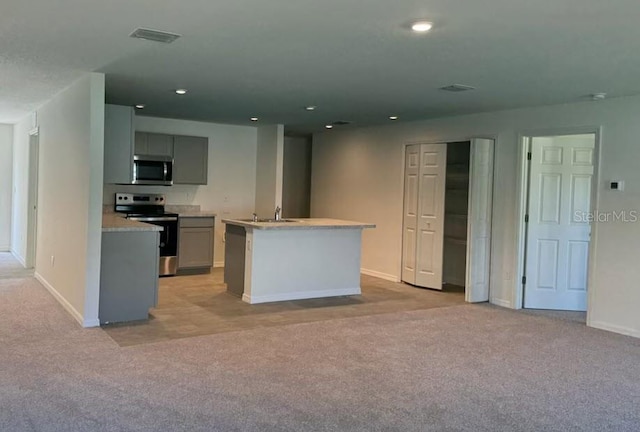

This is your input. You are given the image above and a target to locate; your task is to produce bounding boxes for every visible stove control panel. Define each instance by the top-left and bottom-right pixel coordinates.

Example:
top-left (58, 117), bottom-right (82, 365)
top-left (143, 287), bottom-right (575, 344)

top-left (115, 193), bottom-right (165, 205)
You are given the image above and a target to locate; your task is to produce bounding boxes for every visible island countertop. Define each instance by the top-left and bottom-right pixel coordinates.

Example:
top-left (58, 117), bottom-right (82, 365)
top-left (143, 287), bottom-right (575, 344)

top-left (221, 218), bottom-right (375, 230)
top-left (102, 214), bottom-right (164, 232)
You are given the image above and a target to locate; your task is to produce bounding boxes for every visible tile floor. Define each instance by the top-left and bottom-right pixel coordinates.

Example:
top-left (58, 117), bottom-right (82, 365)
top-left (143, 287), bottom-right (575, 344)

top-left (102, 269), bottom-right (466, 347)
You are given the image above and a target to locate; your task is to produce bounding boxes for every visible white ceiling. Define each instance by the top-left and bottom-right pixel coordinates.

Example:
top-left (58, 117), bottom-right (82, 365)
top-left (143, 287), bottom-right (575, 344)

top-left (2, 0), bottom-right (640, 134)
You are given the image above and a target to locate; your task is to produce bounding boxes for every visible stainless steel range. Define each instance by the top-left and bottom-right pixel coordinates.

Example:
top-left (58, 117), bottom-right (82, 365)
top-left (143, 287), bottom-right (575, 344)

top-left (114, 193), bottom-right (178, 276)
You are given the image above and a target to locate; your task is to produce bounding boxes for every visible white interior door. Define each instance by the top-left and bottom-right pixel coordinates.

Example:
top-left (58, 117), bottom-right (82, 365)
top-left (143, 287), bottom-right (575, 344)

top-left (524, 134), bottom-right (594, 310)
top-left (466, 138), bottom-right (494, 302)
top-left (415, 144), bottom-right (447, 289)
top-left (401, 144), bottom-right (420, 284)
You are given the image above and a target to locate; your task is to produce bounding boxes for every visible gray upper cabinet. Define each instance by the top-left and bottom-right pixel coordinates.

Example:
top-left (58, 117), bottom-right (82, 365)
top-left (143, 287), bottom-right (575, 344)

top-left (173, 135), bottom-right (209, 185)
top-left (103, 104), bottom-right (208, 185)
top-left (135, 132), bottom-right (174, 157)
top-left (104, 104), bottom-right (134, 184)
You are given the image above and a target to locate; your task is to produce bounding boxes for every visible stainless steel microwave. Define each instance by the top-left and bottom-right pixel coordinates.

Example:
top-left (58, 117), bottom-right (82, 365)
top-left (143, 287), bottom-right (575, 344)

top-left (132, 155), bottom-right (173, 186)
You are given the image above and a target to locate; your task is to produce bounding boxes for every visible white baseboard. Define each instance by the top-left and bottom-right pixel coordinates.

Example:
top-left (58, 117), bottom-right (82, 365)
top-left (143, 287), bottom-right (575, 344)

top-left (588, 320), bottom-right (640, 339)
top-left (214, 260), bottom-right (224, 268)
top-left (243, 287), bottom-right (361, 304)
top-left (34, 272), bottom-right (85, 327)
top-left (0, 244), bottom-right (9, 252)
top-left (11, 250), bottom-right (27, 267)
top-left (360, 268), bottom-right (400, 283)
top-left (82, 318), bottom-right (100, 328)
top-left (490, 298), bottom-right (513, 309)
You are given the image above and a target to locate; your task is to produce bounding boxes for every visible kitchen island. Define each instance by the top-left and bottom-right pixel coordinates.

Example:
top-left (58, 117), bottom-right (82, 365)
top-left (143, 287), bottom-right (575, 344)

top-left (222, 218), bottom-right (375, 304)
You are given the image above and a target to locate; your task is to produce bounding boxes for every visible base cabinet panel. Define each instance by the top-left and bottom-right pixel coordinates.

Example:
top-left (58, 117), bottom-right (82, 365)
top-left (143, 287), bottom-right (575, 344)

top-left (178, 217), bottom-right (215, 271)
top-left (99, 231), bottom-right (159, 324)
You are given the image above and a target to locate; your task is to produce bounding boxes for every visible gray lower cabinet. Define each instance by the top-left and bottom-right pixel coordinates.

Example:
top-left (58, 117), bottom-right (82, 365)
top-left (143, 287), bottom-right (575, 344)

top-left (99, 231), bottom-right (160, 324)
top-left (224, 224), bottom-right (246, 298)
top-left (173, 135), bottom-right (208, 185)
top-left (178, 217), bottom-right (215, 271)
top-left (135, 132), bottom-right (174, 157)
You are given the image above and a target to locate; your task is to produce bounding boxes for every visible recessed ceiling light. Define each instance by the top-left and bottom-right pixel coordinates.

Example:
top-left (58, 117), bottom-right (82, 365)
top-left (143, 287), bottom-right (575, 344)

top-left (325, 125), bottom-right (333, 129)
top-left (135, 104), bottom-right (145, 109)
top-left (175, 89), bottom-right (187, 95)
top-left (305, 106), bottom-right (317, 111)
top-left (591, 93), bottom-right (607, 101)
top-left (411, 21), bottom-right (433, 33)
top-left (389, 116), bottom-right (398, 120)
top-left (250, 117), bottom-right (259, 122)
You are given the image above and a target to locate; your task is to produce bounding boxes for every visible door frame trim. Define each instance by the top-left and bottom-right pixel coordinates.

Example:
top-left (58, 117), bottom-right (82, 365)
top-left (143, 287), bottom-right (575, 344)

top-left (400, 135), bottom-right (497, 302)
top-left (514, 126), bottom-right (602, 316)
top-left (26, 127), bottom-right (39, 269)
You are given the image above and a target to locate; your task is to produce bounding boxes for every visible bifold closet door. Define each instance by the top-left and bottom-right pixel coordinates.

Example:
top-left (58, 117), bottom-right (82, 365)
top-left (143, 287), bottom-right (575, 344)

top-left (402, 145), bottom-right (420, 284)
top-left (402, 143), bottom-right (447, 289)
top-left (465, 138), bottom-right (494, 302)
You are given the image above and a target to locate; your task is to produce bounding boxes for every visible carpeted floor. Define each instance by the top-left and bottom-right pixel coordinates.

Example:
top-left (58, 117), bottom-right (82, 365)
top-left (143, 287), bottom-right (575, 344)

top-left (0, 252), bottom-right (34, 280)
top-left (1, 266), bottom-right (640, 431)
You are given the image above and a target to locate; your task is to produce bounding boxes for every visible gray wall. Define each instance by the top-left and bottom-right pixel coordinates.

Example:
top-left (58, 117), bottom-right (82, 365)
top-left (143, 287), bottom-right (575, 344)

top-left (282, 136), bottom-right (311, 218)
top-left (0, 124), bottom-right (12, 251)
top-left (311, 94), bottom-right (640, 339)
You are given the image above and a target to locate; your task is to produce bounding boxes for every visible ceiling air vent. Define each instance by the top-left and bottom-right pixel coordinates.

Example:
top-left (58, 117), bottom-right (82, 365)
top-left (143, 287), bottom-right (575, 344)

top-left (439, 84), bottom-right (476, 92)
top-left (331, 120), bottom-right (352, 126)
top-left (129, 27), bottom-right (181, 44)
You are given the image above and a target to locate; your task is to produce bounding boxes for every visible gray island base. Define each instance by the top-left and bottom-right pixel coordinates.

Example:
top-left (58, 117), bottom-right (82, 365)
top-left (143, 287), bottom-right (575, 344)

top-left (222, 218), bottom-right (375, 304)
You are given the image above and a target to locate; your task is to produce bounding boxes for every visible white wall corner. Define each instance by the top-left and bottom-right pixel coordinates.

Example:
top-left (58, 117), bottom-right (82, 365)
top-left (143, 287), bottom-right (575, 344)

top-left (275, 124), bottom-right (285, 207)
top-left (83, 72), bottom-right (106, 326)
top-left (10, 250), bottom-right (26, 267)
top-left (35, 272), bottom-right (85, 327)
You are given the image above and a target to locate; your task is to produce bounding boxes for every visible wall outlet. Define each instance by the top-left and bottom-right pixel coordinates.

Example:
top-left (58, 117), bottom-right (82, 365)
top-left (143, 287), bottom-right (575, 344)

top-left (50, 255), bottom-right (55, 266)
top-left (610, 180), bottom-right (625, 191)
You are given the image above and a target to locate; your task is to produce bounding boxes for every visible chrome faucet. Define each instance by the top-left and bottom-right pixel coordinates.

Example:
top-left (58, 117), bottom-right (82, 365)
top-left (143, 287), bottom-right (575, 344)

top-left (274, 206), bottom-right (281, 221)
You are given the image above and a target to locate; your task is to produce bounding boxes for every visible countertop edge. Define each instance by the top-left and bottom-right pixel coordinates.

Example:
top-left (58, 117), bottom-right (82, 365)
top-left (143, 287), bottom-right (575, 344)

top-left (221, 218), bottom-right (376, 230)
top-left (102, 214), bottom-right (164, 232)
top-left (177, 213), bottom-right (218, 218)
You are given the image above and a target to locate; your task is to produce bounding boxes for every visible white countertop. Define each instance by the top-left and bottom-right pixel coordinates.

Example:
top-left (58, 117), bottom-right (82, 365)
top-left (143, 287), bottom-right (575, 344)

top-left (222, 218), bottom-right (375, 230)
top-left (102, 214), bottom-right (164, 232)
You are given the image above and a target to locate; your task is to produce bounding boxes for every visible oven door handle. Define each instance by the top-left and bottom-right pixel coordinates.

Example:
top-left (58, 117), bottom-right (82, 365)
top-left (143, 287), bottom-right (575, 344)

top-left (128, 216), bottom-right (178, 222)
